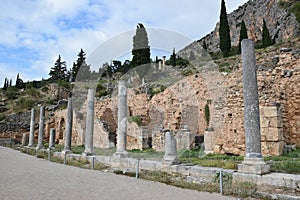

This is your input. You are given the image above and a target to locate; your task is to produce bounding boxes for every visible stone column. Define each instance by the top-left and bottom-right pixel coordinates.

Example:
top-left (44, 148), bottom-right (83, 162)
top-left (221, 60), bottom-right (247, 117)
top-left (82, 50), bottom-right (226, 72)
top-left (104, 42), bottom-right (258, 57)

top-left (49, 128), bottom-right (56, 149)
top-left (36, 106), bottom-right (45, 150)
top-left (113, 80), bottom-right (129, 158)
top-left (28, 108), bottom-right (35, 147)
top-left (22, 133), bottom-right (28, 146)
top-left (238, 39), bottom-right (270, 175)
top-left (63, 97), bottom-right (73, 153)
top-left (163, 131), bottom-right (179, 165)
top-left (83, 89), bottom-right (95, 155)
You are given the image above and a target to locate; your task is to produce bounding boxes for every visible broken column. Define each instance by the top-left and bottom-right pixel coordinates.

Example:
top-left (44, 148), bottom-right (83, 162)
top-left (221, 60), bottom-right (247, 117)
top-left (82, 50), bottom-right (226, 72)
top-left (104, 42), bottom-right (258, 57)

top-left (63, 97), bottom-right (73, 153)
top-left (49, 128), bottom-right (56, 149)
top-left (36, 106), bottom-right (45, 150)
top-left (28, 108), bottom-right (35, 147)
top-left (163, 130), bottom-right (179, 165)
top-left (22, 133), bottom-right (28, 146)
top-left (83, 89), bottom-right (95, 155)
top-left (113, 80), bottom-right (129, 158)
top-left (238, 39), bottom-right (270, 175)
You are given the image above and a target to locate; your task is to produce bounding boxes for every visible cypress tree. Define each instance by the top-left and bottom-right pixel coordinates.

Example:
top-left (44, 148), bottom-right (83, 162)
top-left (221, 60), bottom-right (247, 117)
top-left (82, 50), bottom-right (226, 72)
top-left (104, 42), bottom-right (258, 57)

top-left (3, 78), bottom-right (8, 90)
top-left (219, 0), bottom-right (231, 57)
top-left (131, 23), bottom-right (151, 68)
top-left (239, 20), bottom-right (248, 53)
top-left (170, 48), bottom-right (176, 66)
top-left (262, 19), bottom-right (272, 48)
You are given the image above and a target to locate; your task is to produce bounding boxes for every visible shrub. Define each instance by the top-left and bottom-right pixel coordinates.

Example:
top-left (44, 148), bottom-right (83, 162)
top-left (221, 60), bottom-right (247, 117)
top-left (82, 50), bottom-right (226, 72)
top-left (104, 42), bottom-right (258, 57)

top-left (96, 82), bottom-right (108, 98)
top-left (5, 87), bottom-right (18, 100)
top-left (292, 1), bottom-right (300, 25)
top-left (16, 97), bottom-right (35, 111)
top-left (128, 115), bottom-right (142, 126)
top-left (26, 87), bottom-right (40, 97)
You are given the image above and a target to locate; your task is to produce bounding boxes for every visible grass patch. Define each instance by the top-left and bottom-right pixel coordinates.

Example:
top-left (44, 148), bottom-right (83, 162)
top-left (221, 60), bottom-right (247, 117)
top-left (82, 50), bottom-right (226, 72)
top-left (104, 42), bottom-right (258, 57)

top-left (179, 149), bottom-right (243, 170)
top-left (128, 149), bottom-right (164, 160)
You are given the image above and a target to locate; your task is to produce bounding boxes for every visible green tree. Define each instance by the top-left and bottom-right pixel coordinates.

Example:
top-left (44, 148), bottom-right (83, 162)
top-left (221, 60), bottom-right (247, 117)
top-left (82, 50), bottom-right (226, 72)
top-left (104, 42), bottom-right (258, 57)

top-left (219, 0), bottom-right (231, 57)
top-left (262, 19), bottom-right (272, 48)
top-left (72, 48), bottom-right (87, 79)
top-left (49, 55), bottom-right (67, 81)
top-left (239, 20), bottom-right (248, 53)
top-left (131, 23), bottom-right (151, 68)
top-left (15, 73), bottom-right (24, 89)
top-left (204, 103), bottom-right (210, 129)
top-left (76, 60), bottom-right (91, 81)
top-left (3, 78), bottom-right (8, 90)
top-left (170, 48), bottom-right (176, 66)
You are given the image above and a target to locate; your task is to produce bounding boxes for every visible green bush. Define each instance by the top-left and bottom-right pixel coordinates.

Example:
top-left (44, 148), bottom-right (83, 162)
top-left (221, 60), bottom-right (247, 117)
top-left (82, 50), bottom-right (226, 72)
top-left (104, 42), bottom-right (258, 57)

top-left (5, 87), bottom-right (18, 100)
top-left (128, 115), bottom-right (142, 126)
top-left (150, 85), bottom-right (166, 98)
top-left (96, 82), bottom-right (108, 98)
top-left (16, 97), bottom-right (35, 111)
top-left (26, 87), bottom-right (40, 97)
top-left (57, 80), bottom-right (72, 90)
top-left (292, 1), bottom-right (300, 25)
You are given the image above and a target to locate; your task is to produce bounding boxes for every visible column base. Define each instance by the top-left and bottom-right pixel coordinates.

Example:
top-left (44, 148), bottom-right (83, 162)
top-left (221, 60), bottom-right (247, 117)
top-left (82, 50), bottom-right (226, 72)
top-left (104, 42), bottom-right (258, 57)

top-left (82, 151), bottom-right (93, 157)
top-left (238, 157), bottom-right (270, 175)
top-left (162, 155), bottom-right (180, 165)
top-left (113, 150), bottom-right (129, 158)
top-left (61, 150), bottom-right (72, 156)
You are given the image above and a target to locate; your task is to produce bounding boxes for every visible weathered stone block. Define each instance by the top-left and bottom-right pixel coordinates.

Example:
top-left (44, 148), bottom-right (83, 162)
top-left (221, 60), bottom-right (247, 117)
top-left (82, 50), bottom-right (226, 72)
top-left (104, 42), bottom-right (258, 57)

top-left (238, 157), bottom-right (270, 175)
top-left (260, 116), bottom-right (269, 128)
top-left (266, 127), bottom-right (283, 141)
top-left (262, 106), bottom-right (278, 118)
top-left (269, 117), bottom-right (282, 128)
top-left (262, 141), bottom-right (284, 156)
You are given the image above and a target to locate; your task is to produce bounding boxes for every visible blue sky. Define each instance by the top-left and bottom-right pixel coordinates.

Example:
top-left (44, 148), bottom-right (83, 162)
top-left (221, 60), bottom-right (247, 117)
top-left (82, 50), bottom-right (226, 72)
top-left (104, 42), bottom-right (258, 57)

top-left (0, 0), bottom-right (248, 84)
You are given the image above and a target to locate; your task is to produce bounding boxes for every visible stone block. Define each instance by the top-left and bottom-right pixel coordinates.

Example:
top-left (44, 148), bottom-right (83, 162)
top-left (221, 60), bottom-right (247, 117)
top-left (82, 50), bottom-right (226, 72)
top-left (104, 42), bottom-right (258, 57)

top-left (262, 106), bottom-right (278, 118)
top-left (262, 141), bottom-right (284, 156)
top-left (238, 157), bottom-right (270, 175)
top-left (266, 128), bottom-right (283, 141)
top-left (260, 116), bottom-right (269, 128)
top-left (269, 117), bottom-right (282, 128)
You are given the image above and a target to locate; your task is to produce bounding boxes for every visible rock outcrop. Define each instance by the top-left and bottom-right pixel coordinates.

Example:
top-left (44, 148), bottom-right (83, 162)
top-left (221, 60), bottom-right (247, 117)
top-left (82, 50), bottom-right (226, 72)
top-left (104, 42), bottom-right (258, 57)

top-left (197, 0), bottom-right (299, 52)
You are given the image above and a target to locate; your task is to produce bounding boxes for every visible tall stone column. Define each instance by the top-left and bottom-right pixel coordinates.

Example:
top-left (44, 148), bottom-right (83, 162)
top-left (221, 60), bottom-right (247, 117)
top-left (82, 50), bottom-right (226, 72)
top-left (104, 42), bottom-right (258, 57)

top-left (49, 128), bottom-right (56, 149)
top-left (28, 108), bottom-right (35, 147)
top-left (113, 80), bottom-right (129, 158)
top-left (162, 130), bottom-right (179, 165)
top-left (63, 97), bottom-right (73, 153)
top-left (238, 39), bottom-right (270, 175)
top-left (36, 106), bottom-right (45, 150)
top-left (83, 89), bottom-right (95, 155)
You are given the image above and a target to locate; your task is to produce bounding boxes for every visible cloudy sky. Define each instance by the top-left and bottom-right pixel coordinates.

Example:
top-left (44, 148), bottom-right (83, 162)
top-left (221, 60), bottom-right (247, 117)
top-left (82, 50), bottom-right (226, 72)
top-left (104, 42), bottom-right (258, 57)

top-left (0, 0), bottom-right (248, 84)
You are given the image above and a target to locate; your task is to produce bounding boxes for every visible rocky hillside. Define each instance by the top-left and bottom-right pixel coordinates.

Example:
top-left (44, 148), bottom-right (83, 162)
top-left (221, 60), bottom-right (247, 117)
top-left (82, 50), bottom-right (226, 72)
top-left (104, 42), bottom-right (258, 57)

top-left (197, 0), bottom-right (299, 52)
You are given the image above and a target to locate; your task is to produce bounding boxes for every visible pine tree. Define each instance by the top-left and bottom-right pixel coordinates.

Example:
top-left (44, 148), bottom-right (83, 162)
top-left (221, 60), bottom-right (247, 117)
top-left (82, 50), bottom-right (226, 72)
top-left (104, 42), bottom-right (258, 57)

top-left (76, 60), bottom-right (91, 81)
top-left (239, 20), bottom-right (248, 53)
top-left (49, 55), bottom-right (67, 81)
top-left (9, 79), bottom-right (12, 87)
top-left (72, 49), bottom-right (87, 80)
top-left (219, 0), bottom-right (231, 57)
top-left (262, 19), bottom-right (272, 48)
top-left (131, 23), bottom-right (151, 68)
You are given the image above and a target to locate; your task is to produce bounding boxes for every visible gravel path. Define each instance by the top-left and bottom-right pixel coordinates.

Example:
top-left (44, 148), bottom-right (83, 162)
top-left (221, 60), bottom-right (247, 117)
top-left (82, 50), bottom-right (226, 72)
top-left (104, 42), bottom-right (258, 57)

top-left (0, 147), bottom-right (235, 200)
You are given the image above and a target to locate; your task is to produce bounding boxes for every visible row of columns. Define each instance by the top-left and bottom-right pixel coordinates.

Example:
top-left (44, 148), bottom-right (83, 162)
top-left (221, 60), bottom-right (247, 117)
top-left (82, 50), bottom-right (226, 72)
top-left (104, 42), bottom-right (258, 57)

top-left (23, 40), bottom-right (268, 172)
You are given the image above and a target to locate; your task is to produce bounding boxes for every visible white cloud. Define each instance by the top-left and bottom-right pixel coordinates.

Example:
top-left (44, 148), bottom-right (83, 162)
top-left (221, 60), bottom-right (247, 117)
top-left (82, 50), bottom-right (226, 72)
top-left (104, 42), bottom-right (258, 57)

top-left (0, 0), bottom-right (249, 82)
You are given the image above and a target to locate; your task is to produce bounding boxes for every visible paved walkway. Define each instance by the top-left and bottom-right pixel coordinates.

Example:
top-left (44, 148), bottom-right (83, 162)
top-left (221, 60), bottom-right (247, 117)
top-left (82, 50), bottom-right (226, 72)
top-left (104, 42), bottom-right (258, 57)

top-left (0, 147), bottom-right (235, 200)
